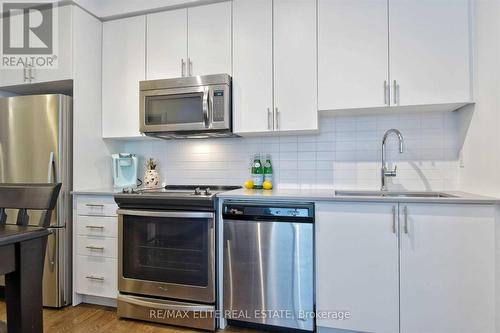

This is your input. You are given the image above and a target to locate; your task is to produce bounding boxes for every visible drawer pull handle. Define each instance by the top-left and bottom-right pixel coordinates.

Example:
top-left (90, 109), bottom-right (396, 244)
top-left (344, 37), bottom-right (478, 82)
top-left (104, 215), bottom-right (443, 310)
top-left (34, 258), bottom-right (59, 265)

top-left (85, 275), bottom-right (104, 281)
top-left (86, 225), bottom-right (104, 230)
top-left (86, 245), bottom-right (104, 250)
top-left (86, 204), bottom-right (104, 208)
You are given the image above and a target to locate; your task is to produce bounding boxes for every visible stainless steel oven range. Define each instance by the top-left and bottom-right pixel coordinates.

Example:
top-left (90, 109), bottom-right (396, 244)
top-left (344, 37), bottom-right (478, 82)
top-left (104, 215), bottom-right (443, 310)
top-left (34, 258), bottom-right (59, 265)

top-left (114, 185), bottom-right (239, 330)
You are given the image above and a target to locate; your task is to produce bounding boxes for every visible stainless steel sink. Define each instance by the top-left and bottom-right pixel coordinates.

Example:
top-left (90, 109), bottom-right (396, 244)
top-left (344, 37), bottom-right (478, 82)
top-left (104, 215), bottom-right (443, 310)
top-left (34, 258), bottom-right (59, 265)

top-left (334, 190), bottom-right (458, 198)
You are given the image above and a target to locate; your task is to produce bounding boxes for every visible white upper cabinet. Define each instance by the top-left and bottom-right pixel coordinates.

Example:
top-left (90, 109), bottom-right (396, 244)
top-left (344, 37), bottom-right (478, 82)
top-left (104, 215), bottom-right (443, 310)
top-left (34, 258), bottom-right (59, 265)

top-left (146, 9), bottom-right (187, 80)
top-left (389, 0), bottom-right (471, 106)
top-left (316, 202), bottom-right (399, 333)
top-left (187, 2), bottom-right (232, 76)
top-left (146, 2), bottom-right (231, 80)
top-left (232, 0), bottom-right (274, 134)
top-left (399, 203), bottom-right (494, 333)
top-left (34, 5), bottom-right (73, 83)
top-left (0, 5), bottom-right (73, 87)
top-left (318, 0), bottom-right (472, 112)
top-left (102, 16), bottom-right (145, 138)
top-left (273, 0), bottom-right (317, 132)
top-left (233, 0), bottom-right (317, 135)
top-left (318, 0), bottom-right (389, 110)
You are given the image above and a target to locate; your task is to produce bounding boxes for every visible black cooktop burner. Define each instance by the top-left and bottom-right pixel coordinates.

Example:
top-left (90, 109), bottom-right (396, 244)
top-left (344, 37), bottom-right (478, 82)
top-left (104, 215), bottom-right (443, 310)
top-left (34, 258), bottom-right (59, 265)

top-left (114, 185), bottom-right (240, 211)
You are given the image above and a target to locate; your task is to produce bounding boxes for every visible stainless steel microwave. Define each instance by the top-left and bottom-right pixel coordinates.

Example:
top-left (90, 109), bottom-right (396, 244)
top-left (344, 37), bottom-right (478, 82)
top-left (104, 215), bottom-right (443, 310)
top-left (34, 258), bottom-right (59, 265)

top-left (139, 74), bottom-right (233, 139)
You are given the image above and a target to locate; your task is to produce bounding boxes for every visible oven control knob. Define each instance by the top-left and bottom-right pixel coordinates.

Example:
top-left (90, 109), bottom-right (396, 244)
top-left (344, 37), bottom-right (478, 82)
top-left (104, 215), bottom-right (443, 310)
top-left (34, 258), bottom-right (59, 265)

top-left (194, 187), bottom-right (202, 195)
top-left (205, 188), bottom-right (211, 195)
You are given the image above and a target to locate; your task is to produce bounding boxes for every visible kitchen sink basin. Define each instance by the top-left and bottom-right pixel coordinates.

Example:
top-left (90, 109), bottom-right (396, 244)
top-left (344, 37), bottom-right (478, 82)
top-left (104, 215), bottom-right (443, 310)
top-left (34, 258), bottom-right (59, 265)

top-left (334, 190), bottom-right (458, 198)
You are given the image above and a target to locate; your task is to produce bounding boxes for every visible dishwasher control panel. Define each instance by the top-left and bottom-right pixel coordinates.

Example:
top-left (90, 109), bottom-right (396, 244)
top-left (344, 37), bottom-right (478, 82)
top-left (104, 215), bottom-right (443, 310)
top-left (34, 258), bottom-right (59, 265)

top-left (223, 202), bottom-right (314, 222)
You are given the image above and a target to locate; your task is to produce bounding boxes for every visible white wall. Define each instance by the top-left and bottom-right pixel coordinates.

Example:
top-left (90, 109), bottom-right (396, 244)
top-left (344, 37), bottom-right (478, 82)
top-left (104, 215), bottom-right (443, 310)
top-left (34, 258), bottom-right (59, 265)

top-left (124, 111), bottom-right (460, 191)
top-left (72, 6), bottom-right (123, 190)
top-left (458, 0), bottom-right (500, 197)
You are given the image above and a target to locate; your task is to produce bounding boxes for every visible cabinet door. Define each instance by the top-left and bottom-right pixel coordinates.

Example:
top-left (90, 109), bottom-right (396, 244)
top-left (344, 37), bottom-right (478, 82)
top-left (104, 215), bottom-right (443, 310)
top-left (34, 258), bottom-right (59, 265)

top-left (316, 202), bottom-right (399, 333)
top-left (0, 10), bottom-right (25, 86)
top-left (389, 0), bottom-right (471, 106)
top-left (318, 0), bottom-right (389, 111)
top-left (400, 204), bottom-right (495, 333)
top-left (232, 0), bottom-right (274, 134)
top-left (273, 0), bottom-right (317, 132)
top-left (34, 5), bottom-right (73, 83)
top-left (146, 9), bottom-right (187, 80)
top-left (102, 16), bottom-right (145, 138)
top-left (0, 15), bottom-right (29, 87)
top-left (187, 2), bottom-right (231, 76)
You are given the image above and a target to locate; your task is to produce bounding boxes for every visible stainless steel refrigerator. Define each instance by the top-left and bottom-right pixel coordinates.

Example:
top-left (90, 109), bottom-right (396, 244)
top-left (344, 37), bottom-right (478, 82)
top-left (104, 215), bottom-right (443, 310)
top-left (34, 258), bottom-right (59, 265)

top-left (0, 94), bottom-right (72, 307)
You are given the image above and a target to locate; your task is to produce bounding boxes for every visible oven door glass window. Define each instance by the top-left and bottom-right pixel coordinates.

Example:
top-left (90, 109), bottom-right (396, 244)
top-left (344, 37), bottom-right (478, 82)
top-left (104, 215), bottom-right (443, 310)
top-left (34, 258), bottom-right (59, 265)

top-left (145, 93), bottom-right (203, 125)
top-left (123, 215), bottom-right (210, 287)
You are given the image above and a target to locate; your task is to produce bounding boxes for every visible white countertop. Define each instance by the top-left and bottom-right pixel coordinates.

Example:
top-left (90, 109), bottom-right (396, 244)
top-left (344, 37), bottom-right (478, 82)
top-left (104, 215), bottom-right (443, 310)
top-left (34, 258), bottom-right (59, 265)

top-left (217, 188), bottom-right (500, 204)
top-left (72, 187), bottom-right (121, 196)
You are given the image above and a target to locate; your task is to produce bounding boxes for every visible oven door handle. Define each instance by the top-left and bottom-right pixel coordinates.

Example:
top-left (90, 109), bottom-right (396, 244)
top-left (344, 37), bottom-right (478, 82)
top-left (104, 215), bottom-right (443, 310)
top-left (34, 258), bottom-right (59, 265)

top-left (117, 209), bottom-right (214, 219)
top-left (118, 294), bottom-right (215, 312)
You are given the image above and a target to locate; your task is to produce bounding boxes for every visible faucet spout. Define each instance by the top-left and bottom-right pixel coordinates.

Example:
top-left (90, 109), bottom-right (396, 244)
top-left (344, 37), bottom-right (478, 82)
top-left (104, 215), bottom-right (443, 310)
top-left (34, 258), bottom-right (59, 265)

top-left (381, 129), bottom-right (404, 191)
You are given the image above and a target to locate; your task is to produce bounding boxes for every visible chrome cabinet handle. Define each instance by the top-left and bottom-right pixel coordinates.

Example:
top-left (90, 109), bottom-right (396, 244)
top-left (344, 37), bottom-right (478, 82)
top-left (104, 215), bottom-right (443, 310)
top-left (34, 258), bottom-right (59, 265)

top-left (275, 107), bottom-right (280, 130)
top-left (23, 65), bottom-right (29, 82)
top-left (85, 204), bottom-right (104, 208)
top-left (181, 59), bottom-right (186, 77)
top-left (86, 245), bottom-right (104, 250)
top-left (29, 65), bottom-right (35, 81)
top-left (393, 80), bottom-right (398, 105)
top-left (86, 225), bottom-right (104, 230)
top-left (392, 206), bottom-right (396, 233)
top-left (188, 58), bottom-right (192, 76)
top-left (85, 275), bottom-right (104, 281)
top-left (404, 206), bottom-right (408, 234)
top-left (384, 81), bottom-right (389, 105)
top-left (267, 108), bottom-right (272, 130)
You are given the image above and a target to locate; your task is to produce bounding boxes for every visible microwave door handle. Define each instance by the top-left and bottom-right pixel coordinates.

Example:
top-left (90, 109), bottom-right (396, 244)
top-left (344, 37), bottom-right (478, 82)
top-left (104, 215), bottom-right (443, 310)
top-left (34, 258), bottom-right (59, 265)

top-left (208, 88), bottom-right (214, 128)
top-left (203, 88), bottom-right (210, 128)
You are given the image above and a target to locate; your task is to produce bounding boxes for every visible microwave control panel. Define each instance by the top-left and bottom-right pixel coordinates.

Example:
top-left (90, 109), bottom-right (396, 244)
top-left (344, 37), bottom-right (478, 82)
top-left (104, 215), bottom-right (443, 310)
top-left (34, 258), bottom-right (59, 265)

top-left (213, 90), bottom-right (225, 122)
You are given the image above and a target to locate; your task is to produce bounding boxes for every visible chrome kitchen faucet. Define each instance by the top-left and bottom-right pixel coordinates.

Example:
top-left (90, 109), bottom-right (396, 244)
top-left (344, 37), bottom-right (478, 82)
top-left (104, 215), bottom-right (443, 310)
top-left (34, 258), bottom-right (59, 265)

top-left (381, 129), bottom-right (404, 191)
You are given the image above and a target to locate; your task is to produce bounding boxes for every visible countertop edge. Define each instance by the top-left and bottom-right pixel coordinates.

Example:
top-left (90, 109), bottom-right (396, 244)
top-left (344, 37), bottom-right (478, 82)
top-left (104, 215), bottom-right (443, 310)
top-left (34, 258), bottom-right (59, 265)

top-left (217, 189), bottom-right (500, 205)
top-left (71, 190), bottom-right (119, 196)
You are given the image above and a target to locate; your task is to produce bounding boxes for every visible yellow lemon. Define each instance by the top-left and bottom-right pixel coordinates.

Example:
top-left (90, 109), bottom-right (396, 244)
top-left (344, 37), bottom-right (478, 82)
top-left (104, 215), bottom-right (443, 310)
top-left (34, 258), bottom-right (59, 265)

top-left (244, 180), bottom-right (254, 189)
top-left (262, 181), bottom-right (273, 190)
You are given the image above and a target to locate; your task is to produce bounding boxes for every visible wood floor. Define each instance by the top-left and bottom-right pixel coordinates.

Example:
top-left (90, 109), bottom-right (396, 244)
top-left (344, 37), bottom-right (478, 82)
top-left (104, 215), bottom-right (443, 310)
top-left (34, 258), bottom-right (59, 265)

top-left (0, 302), bottom-right (267, 333)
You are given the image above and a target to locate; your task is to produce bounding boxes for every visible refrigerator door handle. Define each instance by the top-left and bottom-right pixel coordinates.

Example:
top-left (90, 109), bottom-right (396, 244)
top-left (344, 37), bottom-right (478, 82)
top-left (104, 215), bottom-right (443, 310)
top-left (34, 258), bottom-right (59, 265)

top-left (47, 229), bottom-right (56, 270)
top-left (47, 152), bottom-right (56, 183)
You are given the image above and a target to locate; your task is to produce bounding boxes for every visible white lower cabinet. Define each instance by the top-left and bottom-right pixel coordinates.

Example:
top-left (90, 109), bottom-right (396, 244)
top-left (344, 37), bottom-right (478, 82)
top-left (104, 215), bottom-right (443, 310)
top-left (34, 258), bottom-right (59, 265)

top-left (316, 202), bottom-right (495, 333)
top-left (76, 255), bottom-right (118, 299)
top-left (399, 203), bottom-right (495, 333)
top-left (316, 202), bottom-right (399, 333)
top-left (73, 195), bottom-right (118, 303)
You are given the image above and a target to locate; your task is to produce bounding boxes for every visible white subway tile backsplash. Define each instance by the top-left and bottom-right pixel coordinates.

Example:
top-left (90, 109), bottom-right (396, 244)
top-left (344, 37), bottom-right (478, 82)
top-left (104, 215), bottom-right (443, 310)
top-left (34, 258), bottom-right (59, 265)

top-left (124, 112), bottom-right (461, 191)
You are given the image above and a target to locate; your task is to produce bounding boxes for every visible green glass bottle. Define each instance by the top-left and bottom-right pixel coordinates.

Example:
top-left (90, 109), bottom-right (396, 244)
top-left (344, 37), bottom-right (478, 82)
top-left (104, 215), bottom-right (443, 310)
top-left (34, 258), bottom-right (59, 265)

top-left (263, 154), bottom-right (273, 183)
top-left (251, 154), bottom-right (264, 189)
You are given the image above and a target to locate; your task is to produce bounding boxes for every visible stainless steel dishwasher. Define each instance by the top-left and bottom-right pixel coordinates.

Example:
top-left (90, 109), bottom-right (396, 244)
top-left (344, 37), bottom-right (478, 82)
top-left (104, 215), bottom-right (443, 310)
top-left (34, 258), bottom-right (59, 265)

top-left (222, 201), bottom-right (314, 332)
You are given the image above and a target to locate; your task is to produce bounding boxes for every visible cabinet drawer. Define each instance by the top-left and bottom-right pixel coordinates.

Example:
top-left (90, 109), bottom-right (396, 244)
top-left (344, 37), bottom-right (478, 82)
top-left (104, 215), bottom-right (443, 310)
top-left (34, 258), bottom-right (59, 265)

top-left (76, 236), bottom-right (117, 258)
top-left (76, 196), bottom-right (118, 217)
top-left (76, 255), bottom-right (117, 299)
top-left (76, 215), bottom-right (117, 238)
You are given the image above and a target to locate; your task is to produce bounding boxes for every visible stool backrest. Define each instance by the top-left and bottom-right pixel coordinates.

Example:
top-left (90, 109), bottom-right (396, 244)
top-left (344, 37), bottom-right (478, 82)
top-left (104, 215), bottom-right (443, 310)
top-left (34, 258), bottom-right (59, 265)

top-left (0, 183), bottom-right (62, 227)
